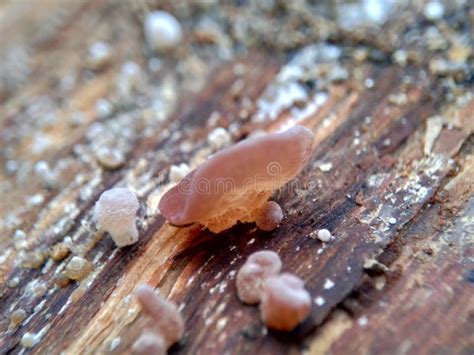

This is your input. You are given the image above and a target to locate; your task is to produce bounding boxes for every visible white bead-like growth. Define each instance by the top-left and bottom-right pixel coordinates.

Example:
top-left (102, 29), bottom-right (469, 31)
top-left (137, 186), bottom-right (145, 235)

top-left (207, 127), bottom-right (231, 150)
top-left (169, 163), bottom-right (190, 183)
top-left (423, 1), bottom-right (444, 20)
top-left (116, 61), bottom-right (143, 97)
top-left (317, 229), bottom-right (332, 242)
top-left (21, 332), bottom-right (38, 348)
top-left (144, 11), bottom-right (182, 52)
top-left (95, 188), bottom-right (140, 247)
top-left (95, 147), bottom-right (125, 170)
top-left (87, 41), bottom-right (112, 70)
top-left (95, 99), bottom-right (112, 118)
top-left (34, 160), bottom-right (57, 188)
top-left (65, 256), bottom-right (92, 280)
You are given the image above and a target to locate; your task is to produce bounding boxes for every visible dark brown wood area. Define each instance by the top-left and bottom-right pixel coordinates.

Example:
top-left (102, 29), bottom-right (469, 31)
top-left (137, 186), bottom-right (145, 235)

top-left (0, 1), bottom-right (472, 354)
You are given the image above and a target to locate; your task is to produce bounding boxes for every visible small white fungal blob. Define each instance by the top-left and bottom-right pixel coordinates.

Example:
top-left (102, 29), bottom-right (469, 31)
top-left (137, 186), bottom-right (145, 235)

top-left (358, 316), bottom-right (368, 327)
top-left (10, 309), bottom-right (26, 327)
top-left (95, 98), bottom-right (112, 118)
top-left (260, 273), bottom-right (311, 331)
top-left (33, 282), bottom-right (48, 297)
top-left (392, 50), bottom-right (408, 67)
top-left (65, 256), bottom-right (92, 280)
top-left (135, 284), bottom-right (184, 347)
top-left (8, 277), bottom-right (20, 288)
top-left (207, 127), bottom-right (231, 150)
top-left (109, 337), bottom-right (121, 351)
top-left (122, 61), bottom-right (141, 78)
top-left (15, 229), bottom-right (26, 239)
top-left (317, 161), bottom-right (333, 172)
top-left (95, 188), bottom-right (140, 247)
top-left (5, 160), bottom-right (18, 174)
top-left (144, 11), bottom-right (182, 52)
top-left (317, 229), bottom-right (332, 242)
top-left (132, 331), bottom-right (166, 355)
top-left (424, 1), bottom-right (444, 20)
top-left (117, 61), bottom-right (143, 96)
top-left (169, 163), bottom-right (190, 183)
top-left (86, 41), bottom-right (112, 70)
top-left (21, 332), bottom-right (38, 348)
top-left (13, 229), bottom-right (28, 250)
top-left (34, 161), bottom-right (58, 188)
top-left (236, 250), bottom-right (282, 304)
top-left (29, 193), bottom-right (45, 206)
top-left (364, 78), bottom-right (375, 88)
top-left (324, 278), bottom-right (335, 290)
top-left (94, 147), bottom-right (125, 170)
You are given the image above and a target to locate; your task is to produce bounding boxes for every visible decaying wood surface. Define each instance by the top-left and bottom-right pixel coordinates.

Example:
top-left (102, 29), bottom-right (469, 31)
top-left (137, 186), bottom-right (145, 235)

top-left (0, 1), bottom-right (473, 354)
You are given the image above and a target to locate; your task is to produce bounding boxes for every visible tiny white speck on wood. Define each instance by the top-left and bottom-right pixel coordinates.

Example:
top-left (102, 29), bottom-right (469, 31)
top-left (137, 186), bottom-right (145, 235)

top-left (314, 296), bottom-right (325, 306)
top-left (324, 278), bottom-right (335, 290)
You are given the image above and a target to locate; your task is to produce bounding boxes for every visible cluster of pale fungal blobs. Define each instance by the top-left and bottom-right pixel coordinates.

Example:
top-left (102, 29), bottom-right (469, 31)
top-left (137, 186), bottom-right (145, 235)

top-left (236, 251), bottom-right (311, 331)
top-left (130, 252), bottom-right (309, 355)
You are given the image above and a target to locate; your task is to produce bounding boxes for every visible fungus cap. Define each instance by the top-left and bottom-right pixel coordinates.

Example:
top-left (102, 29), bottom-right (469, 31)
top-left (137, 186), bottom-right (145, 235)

top-left (236, 250), bottom-right (282, 304)
top-left (159, 125), bottom-right (314, 232)
top-left (260, 273), bottom-right (311, 331)
top-left (95, 188), bottom-right (139, 247)
top-left (135, 284), bottom-right (184, 347)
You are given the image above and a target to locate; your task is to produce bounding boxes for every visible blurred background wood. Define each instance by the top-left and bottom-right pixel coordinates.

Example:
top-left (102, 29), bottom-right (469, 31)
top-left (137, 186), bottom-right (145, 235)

top-left (0, 0), bottom-right (472, 354)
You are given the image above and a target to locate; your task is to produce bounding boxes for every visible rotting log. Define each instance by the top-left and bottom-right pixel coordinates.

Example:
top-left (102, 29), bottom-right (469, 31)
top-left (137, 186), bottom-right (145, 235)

top-left (0, 1), bottom-right (473, 354)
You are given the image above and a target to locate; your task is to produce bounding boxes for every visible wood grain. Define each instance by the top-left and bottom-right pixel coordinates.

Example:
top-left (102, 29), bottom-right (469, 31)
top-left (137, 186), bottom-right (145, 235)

top-left (0, 1), bottom-right (472, 354)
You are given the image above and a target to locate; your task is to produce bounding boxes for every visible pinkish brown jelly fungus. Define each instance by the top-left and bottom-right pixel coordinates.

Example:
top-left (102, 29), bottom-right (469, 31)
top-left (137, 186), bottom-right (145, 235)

top-left (135, 284), bottom-right (184, 347)
top-left (159, 125), bottom-right (314, 232)
top-left (132, 331), bottom-right (166, 355)
top-left (236, 250), bottom-right (282, 304)
top-left (260, 273), bottom-right (311, 331)
top-left (255, 201), bottom-right (283, 231)
top-left (94, 188), bottom-right (139, 247)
